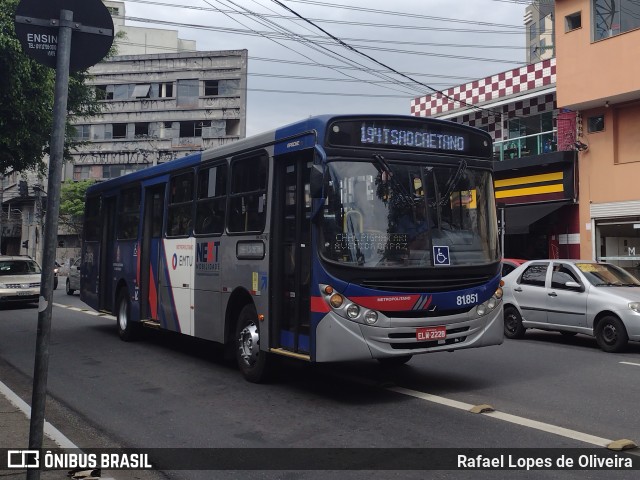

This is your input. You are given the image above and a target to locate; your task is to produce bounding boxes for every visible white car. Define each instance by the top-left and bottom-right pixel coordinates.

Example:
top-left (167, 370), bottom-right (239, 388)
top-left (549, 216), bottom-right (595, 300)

top-left (502, 259), bottom-right (640, 352)
top-left (66, 258), bottom-right (81, 295)
top-left (0, 256), bottom-right (41, 306)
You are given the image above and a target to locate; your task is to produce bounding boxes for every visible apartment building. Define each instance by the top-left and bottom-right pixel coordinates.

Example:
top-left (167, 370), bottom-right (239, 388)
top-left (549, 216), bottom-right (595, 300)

top-left (555, 0), bottom-right (640, 276)
top-left (1, 1), bottom-right (247, 264)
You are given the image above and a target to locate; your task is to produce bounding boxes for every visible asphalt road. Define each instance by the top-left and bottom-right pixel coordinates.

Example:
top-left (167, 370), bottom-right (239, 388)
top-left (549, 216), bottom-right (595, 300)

top-left (1, 283), bottom-right (639, 479)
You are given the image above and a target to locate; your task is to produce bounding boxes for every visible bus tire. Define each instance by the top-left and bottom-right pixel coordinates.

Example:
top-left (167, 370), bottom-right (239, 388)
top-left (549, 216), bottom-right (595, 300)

top-left (377, 355), bottom-right (412, 367)
top-left (236, 304), bottom-right (270, 383)
top-left (116, 291), bottom-right (138, 342)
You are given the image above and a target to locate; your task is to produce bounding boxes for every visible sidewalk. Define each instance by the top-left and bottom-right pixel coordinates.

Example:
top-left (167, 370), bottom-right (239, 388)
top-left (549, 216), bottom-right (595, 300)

top-left (0, 382), bottom-right (114, 480)
top-left (0, 382), bottom-right (76, 479)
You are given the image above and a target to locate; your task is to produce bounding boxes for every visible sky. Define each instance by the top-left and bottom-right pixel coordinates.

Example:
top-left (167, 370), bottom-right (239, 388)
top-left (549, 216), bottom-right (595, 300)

top-left (121, 0), bottom-right (532, 136)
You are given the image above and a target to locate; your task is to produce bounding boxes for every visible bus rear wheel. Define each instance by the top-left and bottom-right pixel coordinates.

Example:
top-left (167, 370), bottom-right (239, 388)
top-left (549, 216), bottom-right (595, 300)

top-left (117, 291), bottom-right (139, 342)
top-left (235, 304), bottom-right (270, 383)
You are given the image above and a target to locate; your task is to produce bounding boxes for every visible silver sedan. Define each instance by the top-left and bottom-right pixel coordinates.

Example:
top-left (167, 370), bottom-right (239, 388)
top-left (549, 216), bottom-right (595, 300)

top-left (502, 259), bottom-right (640, 352)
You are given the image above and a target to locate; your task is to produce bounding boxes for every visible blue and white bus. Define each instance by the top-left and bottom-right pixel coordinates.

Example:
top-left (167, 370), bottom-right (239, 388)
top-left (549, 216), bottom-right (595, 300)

top-left (81, 115), bottom-right (504, 382)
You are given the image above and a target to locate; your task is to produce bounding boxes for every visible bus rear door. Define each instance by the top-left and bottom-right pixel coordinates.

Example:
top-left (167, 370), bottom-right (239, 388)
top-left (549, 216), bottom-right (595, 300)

top-left (140, 183), bottom-right (165, 321)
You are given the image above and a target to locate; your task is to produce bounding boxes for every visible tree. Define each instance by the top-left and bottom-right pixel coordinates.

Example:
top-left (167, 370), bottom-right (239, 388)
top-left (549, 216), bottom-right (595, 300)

top-left (0, 0), bottom-right (106, 175)
top-left (59, 179), bottom-right (95, 238)
top-left (0, 0), bottom-right (54, 174)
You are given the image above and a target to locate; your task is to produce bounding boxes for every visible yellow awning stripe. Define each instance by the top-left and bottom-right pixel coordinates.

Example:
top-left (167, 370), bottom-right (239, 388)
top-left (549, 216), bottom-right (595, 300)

top-left (495, 171), bottom-right (563, 188)
top-left (495, 183), bottom-right (564, 199)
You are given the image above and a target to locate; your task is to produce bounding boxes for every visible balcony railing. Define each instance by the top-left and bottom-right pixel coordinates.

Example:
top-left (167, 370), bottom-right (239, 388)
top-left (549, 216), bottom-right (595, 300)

top-left (494, 130), bottom-right (557, 161)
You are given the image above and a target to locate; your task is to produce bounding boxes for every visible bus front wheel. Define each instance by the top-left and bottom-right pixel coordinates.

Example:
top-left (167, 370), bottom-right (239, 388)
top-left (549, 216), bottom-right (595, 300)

top-left (235, 304), bottom-right (270, 383)
top-left (117, 291), bottom-right (139, 342)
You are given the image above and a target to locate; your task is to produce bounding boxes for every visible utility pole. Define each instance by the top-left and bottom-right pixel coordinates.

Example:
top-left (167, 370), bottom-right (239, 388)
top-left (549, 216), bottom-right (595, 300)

top-left (14, 3), bottom-right (113, 477)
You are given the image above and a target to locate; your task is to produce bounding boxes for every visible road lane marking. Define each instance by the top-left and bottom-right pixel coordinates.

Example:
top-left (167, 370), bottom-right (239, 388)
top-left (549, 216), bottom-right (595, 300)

top-left (53, 302), bottom-right (115, 320)
top-left (620, 361), bottom-right (640, 367)
top-left (53, 302), bottom-right (635, 451)
top-left (388, 386), bottom-right (615, 448)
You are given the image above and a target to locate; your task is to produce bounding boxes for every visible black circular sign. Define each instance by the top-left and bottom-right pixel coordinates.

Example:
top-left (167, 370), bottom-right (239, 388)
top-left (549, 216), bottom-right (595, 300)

top-left (15, 0), bottom-right (114, 72)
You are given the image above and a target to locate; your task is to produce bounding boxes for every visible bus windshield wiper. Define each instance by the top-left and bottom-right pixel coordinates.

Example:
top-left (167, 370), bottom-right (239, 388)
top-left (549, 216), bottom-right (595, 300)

top-left (372, 154), bottom-right (414, 207)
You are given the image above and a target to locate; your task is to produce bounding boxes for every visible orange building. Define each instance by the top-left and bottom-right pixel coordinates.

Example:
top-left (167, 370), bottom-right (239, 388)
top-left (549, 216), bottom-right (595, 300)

top-left (556, 0), bottom-right (640, 276)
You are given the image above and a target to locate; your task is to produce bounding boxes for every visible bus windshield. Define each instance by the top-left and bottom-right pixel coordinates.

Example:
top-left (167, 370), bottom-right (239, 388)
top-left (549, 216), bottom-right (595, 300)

top-left (318, 158), bottom-right (499, 268)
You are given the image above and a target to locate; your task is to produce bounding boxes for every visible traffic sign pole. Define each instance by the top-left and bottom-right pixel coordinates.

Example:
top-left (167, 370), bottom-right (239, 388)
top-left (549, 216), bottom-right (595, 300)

top-left (26, 9), bottom-right (72, 480)
top-left (13, 2), bottom-right (113, 475)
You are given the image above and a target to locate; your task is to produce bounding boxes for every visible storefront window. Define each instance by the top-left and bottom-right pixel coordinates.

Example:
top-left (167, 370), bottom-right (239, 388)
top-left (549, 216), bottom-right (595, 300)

top-left (596, 219), bottom-right (640, 279)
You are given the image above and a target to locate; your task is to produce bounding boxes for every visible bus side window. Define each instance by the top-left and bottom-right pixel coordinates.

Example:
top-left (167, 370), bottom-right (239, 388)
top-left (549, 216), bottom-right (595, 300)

top-left (228, 153), bottom-right (268, 233)
top-left (167, 171), bottom-right (194, 237)
top-left (117, 186), bottom-right (141, 240)
top-left (195, 163), bottom-right (227, 235)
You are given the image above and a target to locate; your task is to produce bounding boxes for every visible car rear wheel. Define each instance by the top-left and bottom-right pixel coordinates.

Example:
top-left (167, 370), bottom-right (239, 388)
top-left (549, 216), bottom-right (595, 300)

top-left (595, 316), bottom-right (628, 353)
top-left (504, 306), bottom-right (526, 339)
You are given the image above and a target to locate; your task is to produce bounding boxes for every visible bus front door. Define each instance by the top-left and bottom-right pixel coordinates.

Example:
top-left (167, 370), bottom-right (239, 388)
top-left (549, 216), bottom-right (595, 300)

top-left (140, 184), bottom-right (165, 321)
top-left (272, 154), bottom-right (312, 357)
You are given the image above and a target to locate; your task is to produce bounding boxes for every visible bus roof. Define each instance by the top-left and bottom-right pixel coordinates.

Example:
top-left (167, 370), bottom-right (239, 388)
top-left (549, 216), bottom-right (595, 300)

top-left (86, 114), bottom-right (489, 195)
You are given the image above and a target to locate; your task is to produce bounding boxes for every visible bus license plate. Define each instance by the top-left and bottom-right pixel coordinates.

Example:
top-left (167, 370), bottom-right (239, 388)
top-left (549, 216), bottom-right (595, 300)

top-left (416, 326), bottom-right (446, 341)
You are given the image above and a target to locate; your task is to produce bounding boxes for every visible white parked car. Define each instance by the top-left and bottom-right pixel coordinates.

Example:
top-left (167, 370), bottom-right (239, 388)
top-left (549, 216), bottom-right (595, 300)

top-left (0, 256), bottom-right (41, 306)
top-left (66, 258), bottom-right (81, 295)
top-left (502, 259), bottom-right (640, 352)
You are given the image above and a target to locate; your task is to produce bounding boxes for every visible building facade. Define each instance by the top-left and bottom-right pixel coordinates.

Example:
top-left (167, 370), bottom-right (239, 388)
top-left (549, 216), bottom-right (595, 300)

top-left (411, 58), bottom-right (580, 261)
top-left (525, 1), bottom-right (556, 63)
top-left (66, 49), bottom-right (248, 182)
top-left (1, 0), bottom-right (248, 267)
top-left (555, 0), bottom-right (640, 277)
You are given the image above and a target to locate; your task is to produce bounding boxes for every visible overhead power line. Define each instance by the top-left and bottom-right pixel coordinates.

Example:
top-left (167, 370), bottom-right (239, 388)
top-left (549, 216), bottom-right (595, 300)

top-left (123, 0), bottom-right (526, 34)
top-left (269, 0), bottom-right (513, 119)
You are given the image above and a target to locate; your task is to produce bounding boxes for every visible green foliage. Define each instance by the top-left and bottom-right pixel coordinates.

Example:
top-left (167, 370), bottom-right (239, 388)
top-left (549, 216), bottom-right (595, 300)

top-left (0, 0), bottom-right (54, 174)
top-left (59, 179), bottom-right (95, 235)
top-left (0, 0), bottom-right (108, 175)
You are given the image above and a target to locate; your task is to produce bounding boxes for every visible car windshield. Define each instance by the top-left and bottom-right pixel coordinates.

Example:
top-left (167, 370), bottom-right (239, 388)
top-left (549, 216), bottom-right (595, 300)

top-left (575, 263), bottom-right (640, 286)
top-left (318, 158), bottom-right (499, 268)
top-left (0, 260), bottom-right (41, 275)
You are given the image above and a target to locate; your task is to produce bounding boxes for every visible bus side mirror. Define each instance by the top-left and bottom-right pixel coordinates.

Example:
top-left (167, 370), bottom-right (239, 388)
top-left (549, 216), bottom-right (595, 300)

top-left (310, 164), bottom-right (324, 199)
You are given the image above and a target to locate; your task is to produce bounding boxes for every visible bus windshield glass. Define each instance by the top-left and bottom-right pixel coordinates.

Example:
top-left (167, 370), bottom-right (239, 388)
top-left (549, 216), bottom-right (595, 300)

top-left (318, 158), bottom-right (499, 267)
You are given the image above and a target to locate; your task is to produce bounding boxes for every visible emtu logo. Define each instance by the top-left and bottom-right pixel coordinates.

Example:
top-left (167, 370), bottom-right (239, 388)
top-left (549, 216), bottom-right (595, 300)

top-left (172, 253), bottom-right (178, 270)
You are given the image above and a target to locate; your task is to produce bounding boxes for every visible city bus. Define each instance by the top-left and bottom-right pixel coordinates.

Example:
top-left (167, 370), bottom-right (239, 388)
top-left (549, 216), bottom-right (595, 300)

top-left (80, 114), bottom-right (504, 382)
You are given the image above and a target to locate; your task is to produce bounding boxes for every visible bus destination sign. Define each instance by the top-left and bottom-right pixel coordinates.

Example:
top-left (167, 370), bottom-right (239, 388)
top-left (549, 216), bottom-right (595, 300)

top-left (327, 119), bottom-right (478, 154)
top-left (359, 122), bottom-right (467, 151)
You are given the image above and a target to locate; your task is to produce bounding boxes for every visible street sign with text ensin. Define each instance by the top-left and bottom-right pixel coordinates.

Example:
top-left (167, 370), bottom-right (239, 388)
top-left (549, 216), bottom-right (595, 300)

top-left (14, 0), bottom-right (114, 72)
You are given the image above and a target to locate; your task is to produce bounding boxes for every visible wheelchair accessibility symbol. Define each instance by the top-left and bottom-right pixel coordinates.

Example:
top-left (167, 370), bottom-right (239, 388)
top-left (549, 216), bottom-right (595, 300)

top-left (433, 246), bottom-right (450, 266)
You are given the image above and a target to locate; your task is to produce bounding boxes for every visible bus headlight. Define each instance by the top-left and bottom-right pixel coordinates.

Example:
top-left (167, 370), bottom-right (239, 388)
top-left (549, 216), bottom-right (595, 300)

top-left (346, 303), bottom-right (360, 319)
top-left (364, 310), bottom-right (378, 325)
top-left (319, 284), bottom-right (383, 326)
top-left (476, 289), bottom-right (502, 317)
top-left (330, 293), bottom-right (344, 308)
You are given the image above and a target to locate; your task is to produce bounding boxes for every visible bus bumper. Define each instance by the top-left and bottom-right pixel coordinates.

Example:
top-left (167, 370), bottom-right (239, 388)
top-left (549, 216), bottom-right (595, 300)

top-left (315, 303), bottom-right (504, 362)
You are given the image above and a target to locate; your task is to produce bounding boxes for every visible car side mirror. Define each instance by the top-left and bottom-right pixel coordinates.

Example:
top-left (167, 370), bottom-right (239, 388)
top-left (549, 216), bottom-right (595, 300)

top-left (565, 281), bottom-right (584, 292)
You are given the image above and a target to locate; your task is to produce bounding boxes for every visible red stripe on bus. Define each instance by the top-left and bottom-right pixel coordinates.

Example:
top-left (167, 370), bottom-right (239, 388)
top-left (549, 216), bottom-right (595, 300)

top-left (311, 296), bottom-right (330, 313)
top-left (149, 264), bottom-right (158, 320)
top-left (350, 295), bottom-right (420, 311)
